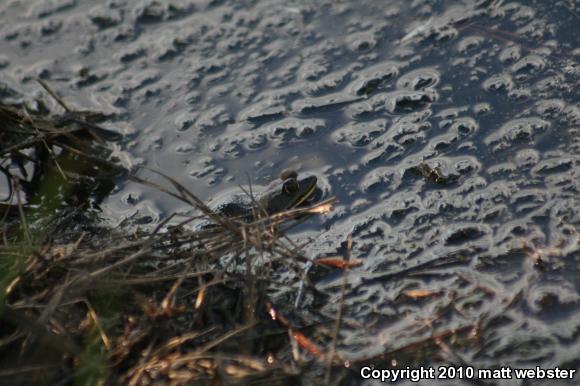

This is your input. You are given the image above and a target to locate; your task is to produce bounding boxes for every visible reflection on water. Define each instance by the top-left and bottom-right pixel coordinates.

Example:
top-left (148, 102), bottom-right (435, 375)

top-left (1, 0), bottom-right (578, 379)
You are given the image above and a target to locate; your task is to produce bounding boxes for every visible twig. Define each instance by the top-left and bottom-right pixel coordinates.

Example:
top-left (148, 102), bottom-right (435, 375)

top-left (36, 79), bottom-right (71, 113)
top-left (324, 234), bottom-right (352, 385)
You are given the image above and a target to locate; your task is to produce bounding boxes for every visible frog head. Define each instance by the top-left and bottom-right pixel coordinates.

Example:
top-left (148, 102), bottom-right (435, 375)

top-left (260, 169), bottom-right (319, 214)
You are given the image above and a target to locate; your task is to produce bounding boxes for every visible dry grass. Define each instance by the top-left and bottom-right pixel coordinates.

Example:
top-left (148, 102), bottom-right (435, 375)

top-left (0, 83), bottom-right (346, 385)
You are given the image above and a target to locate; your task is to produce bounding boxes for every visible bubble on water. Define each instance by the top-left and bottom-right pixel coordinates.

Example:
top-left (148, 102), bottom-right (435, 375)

top-left (535, 99), bottom-right (566, 118)
top-left (266, 118), bottom-right (326, 145)
top-left (428, 132), bottom-right (459, 152)
top-left (347, 31), bottom-right (377, 52)
top-left (457, 35), bottom-right (485, 54)
top-left (435, 107), bottom-right (466, 120)
top-left (195, 105), bottom-right (232, 131)
top-left (349, 64), bottom-right (400, 97)
top-left (487, 162), bottom-right (517, 177)
top-left (454, 156), bottom-right (481, 175)
top-left (528, 282), bottom-right (580, 314)
top-left (482, 73), bottom-right (513, 92)
top-left (380, 90), bottom-right (436, 113)
top-left (510, 188), bottom-right (547, 212)
top-left (499, 45), bottom-right (522, 63)
top-left (303, 69), bottom-right (351, 95)
top-left (511, 55), bottom-right (546, 75)
top-left (484, 117), bottom-right (550, 152)
top-left (514, 148), bottom-right (540, 169)
top-left (299, 59), bottom-right (330, 82)
top-left (443, 223), bottom-right (490, 246)
top-left (331, 120), bottom-right (387, 147)
top-left (132, 0), bottom-right (195, 24)
top-left (175, 142), bottom-right (193, 153)
top-left (29, 0), bottom-right (77, 18)
top-left (238, 103), bottom-right (286, 125)
top-left (88, 5), bottom-right (123, 30)
top-left (396, 67), bottom-right (440, 90)
top-left (472, 102), bottom-right (491, 115)
top-left (531, 156), bottom-right (574, 176)
top-left (507, 87), bottom-right (531, 101)
top-left (451, 117), bottom-right (479, 136)
top-left (245, 133), bottom-right (268, 150)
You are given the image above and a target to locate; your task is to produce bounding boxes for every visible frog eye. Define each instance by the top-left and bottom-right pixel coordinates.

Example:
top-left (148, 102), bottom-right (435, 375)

top-left (282, 178), bottom-right (298, 195)
top-left (280, 168), bottom-right (298, 181)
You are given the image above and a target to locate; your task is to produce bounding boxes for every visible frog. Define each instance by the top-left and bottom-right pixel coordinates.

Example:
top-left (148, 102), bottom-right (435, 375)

top-left (216, 169), bottom-right (320, 221)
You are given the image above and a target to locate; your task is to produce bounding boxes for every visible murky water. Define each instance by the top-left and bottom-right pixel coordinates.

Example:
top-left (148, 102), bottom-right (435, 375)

top-left (1, 0), bottom-right (579, 383)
